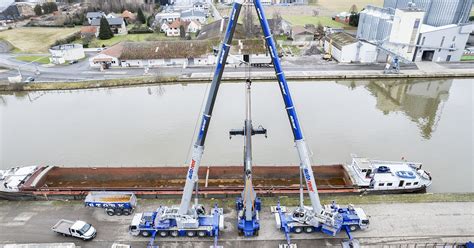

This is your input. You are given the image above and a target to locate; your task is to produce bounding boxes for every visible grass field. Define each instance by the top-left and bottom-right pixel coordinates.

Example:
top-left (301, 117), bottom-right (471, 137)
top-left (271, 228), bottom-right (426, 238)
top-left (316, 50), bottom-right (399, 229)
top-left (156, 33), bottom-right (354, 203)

top-left (314, 0), bottom-right (384, 12)
top-left (89, 33), bottom-right (180, 47)
top-left (461, 55), bottom-right (474, 61)
top-left (0, 27), bottom-right (80, 53)
top-left (282, 15), bottom-right (348, 28)
top-left (15, 55), bottom-right (51, 64)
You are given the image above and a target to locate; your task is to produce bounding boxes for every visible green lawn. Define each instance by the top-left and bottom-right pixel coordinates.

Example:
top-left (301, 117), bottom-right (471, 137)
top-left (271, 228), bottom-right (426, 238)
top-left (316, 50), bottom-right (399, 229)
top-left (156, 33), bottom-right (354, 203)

top-left (282, 15), bottom-right (348, 28)
top-left (89, 33), bottom-right (180, 47)
top-left (15, 55), bottom-right (51, 64)
top-left (461, 55), bottom-right (474, 61)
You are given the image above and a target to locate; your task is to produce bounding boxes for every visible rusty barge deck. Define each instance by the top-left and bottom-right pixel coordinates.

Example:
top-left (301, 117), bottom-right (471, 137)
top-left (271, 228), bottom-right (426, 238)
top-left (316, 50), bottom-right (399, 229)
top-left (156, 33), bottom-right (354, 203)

top-left (11, 164), bottom-right (358, 199)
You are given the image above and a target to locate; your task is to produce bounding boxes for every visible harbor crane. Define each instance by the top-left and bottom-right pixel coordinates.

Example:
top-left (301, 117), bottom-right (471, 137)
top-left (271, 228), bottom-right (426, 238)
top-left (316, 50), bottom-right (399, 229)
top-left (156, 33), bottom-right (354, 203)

top-left (131, 0), bottom-right (369, 246)
top-left (229, 78), bottom-right (267, 236)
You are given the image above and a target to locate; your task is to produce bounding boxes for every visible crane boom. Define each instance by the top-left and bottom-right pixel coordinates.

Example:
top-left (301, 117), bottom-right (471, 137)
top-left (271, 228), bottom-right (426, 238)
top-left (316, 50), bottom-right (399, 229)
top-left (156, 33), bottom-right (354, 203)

top-left (178, 0), bottom-right (244, 215)
top-left (253, 0), bottom-right (323, 214)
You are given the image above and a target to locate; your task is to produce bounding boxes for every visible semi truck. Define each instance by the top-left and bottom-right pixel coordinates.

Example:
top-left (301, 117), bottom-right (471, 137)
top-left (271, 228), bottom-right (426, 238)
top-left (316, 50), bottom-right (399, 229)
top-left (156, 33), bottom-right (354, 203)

top-left (84, 191), bottom-right (137, 216)
top-left (51, 219), bottom-right (96, 241)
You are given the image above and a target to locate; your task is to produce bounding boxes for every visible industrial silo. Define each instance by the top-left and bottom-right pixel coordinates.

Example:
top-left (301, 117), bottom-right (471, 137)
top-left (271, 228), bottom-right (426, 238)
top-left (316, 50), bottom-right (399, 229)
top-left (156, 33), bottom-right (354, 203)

top-left (424, 0), bottom-right (473, 26)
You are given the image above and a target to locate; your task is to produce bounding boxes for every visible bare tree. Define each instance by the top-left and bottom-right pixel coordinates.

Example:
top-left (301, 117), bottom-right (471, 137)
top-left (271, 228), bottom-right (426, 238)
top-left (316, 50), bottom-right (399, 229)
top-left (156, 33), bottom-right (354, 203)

top-left (272, 11), bottom-right (282, 34)
top-left (243, 4), bottom-right (255, 37)
top-left (350, 4), bottom-right (358, 13)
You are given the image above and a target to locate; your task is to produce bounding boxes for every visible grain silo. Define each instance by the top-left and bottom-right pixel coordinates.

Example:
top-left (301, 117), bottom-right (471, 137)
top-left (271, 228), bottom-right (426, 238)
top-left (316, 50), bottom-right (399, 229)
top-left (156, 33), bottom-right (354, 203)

top-left (383, 0), bottom-right (473, 26)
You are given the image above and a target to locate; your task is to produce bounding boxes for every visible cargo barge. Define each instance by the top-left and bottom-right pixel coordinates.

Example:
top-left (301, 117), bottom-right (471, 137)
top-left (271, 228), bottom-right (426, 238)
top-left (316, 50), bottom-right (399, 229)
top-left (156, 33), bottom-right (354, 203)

top-left (0, 155), bottom-right (432, 200)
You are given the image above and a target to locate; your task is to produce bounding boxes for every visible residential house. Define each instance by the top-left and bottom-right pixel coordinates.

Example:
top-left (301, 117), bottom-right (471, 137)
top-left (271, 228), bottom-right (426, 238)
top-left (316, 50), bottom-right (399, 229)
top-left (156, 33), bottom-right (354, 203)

top-left (155, 9), bottom-right (180, 23)
top-left (333, 12), bottom-right (351, 24)
top-left (197, 18), bottom-right (246, 40)
top-left (80, 26), bottom-right (98, 38)
top-left (180, 9), bottom-right (206, 23)
top-left (86, 11), bottom-right (105, 24)
top-left (106, 13), bottom-right (120, 18)
top-left (291, 26), bottom-right (314, 41)
top-left (267, 18), bottom-right (292, 36)
top-left (160, 22), bottom-right (171, 33)
top-left (166, 19), bottom-right (183, 36)
top-left (91, 17), bottom-right (127, 35)
top-left (187, 20), bottom-right (202, 33)
top-left (15, 2), bottom-right (35, 17)
top-left (193, 1), bottom-right (206, 11)
top-left (323, 32), bottom-right (377, 63)
top-left (122, 10), bottom-right (136, 23)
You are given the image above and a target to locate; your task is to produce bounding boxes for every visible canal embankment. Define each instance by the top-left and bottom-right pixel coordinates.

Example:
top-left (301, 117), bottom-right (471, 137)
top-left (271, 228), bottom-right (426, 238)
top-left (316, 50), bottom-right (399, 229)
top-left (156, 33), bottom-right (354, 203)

top-left (1, 66), bottom-right (473, 91)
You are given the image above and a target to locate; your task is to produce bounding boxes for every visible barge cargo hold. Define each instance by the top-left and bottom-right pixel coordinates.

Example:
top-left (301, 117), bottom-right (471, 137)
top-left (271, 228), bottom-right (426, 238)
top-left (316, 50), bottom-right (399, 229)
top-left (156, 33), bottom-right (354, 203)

top-left (0, 156), bottom-right (432, 200)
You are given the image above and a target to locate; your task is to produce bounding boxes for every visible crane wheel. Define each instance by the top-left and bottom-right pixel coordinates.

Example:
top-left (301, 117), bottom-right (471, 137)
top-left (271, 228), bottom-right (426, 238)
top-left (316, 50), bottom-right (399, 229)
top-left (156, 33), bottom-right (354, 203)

top-left (170, 230), bottom-right (179, 237)
top-left (123, 209), bottom-right (131, 216)
top-left (186, 231), bottom-right (196, 237)
top-left (140, 231), bottom-right (150, 237)
top-left (115, 210), bottom-right (123, 216)
top-left (304, 226), bottom-right (314, 233)
top-left (349, 225), bottom-right (358, 231)
top-left (294, 227), bottom-right (303, 234)
top-left (158, 231), bottom-right (168, 237)
top-left (197, 230), bottom-right (207, 237)
top-left (106, 209), bottom-right (115, 216)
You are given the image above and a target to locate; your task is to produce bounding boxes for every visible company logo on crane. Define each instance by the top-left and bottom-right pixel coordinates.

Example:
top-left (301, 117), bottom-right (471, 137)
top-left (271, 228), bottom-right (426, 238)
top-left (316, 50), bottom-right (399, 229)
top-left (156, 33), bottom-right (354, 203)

top-left (188, 159), bottom-right (196, 180)
top-left (303, 168), bottom-right (314, 192)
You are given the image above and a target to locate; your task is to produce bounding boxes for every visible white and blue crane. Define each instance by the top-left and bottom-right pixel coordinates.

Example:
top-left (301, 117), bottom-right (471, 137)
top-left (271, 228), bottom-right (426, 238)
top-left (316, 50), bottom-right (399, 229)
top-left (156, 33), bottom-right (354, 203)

top-left (229, 78), bottom-right (267, 237)
top-left (130, 0), bottom-right (369, 246)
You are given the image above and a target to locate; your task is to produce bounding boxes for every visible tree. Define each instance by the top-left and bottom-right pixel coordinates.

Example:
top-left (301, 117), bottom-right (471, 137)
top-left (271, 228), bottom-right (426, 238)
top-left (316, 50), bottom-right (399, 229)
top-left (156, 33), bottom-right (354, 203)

top-left (98, 17), bottom-right (114, 40)
top-left (317, 21), bottom-right (324, 35)
top-left (34, 4), bottom-right (42, 16)
top-left (349, 4), bottom-right (358, 14)
top-left (179, 25), bottom-right (186, 39)
top-left (137, 8), bottom-right (146, 24)
top-left (243, 5), bottom-right (255, 37)
top-left (146, 15), bottom-right (154, 27)
top-left (349, 13), bottom-right (359, 27)
top-left (42, 2), bottom-right (58, 14)
top-left (272, 11), bottom-right (282, 34)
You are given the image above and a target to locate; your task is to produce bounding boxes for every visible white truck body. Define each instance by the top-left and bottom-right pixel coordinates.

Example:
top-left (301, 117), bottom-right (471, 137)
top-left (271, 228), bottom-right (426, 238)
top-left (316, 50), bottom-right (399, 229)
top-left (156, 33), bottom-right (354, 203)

top-left (51, 220), bottom-right (96, 240)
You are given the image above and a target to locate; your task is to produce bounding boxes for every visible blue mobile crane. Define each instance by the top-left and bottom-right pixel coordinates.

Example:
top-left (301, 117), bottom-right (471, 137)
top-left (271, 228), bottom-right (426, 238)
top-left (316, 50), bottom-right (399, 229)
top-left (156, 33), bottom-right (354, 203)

top-left (229, 78), bottom-right (267, 236)
top-left (131, 0), bottom-right (369, 246)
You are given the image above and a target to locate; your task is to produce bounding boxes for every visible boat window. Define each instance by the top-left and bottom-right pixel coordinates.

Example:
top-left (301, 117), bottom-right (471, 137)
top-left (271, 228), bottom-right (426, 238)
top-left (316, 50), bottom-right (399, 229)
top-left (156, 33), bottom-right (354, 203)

top-left (378, 183), bottom-right (384, 186)
top-left (387, 183), bottom-right (393, 186)
top-left (406, 182), bottom-right (412, 186)
top-left (414, 182), bottom-right (418, 185)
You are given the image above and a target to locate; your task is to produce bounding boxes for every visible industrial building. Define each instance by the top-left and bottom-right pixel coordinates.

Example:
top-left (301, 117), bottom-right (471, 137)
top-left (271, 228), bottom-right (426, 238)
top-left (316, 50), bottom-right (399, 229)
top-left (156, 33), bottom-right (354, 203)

top-left (356, 0), bottom-right (474, 62)
top-left (323, 32), bottom-right (378, 63)
top-left (49, 44), bottom-right (85, 65)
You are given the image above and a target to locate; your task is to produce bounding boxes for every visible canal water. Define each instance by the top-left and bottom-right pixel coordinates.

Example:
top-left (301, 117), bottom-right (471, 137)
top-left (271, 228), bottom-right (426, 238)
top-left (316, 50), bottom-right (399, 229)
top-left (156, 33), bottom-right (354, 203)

top-left (0, 78), bottom-right (472, 193)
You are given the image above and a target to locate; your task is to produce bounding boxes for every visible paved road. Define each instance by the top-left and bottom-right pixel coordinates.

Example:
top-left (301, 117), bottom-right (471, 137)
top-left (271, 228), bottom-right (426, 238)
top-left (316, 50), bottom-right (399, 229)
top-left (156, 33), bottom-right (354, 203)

top-left (0, 200), bottom-right (472, 247)
top-left (0, 52), bottom-right (421, 83)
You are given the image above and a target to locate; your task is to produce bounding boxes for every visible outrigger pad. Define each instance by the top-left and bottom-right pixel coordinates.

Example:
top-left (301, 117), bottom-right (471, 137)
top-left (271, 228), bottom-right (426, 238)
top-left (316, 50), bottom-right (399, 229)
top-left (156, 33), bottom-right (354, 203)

top-left (278, 244), bottom-right (298, 248)
top-left (341, 239), bottom-right (360, 248)
top-left (271, 206), bottom-right (288, 213)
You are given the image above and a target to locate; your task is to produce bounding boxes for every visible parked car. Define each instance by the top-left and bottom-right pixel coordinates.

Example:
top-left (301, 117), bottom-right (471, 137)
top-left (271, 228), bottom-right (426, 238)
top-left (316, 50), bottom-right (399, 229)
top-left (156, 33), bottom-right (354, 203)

top-left (24, 76), bottom-right (34, 83)
top-left (69, 60), bottom-right (78, 65)
top-left (52, 219), bottom-right (97, 240)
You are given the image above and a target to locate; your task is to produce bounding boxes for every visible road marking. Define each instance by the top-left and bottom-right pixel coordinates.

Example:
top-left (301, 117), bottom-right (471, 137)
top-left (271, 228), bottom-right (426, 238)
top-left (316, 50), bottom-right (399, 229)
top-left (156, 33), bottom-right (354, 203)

top-left (13, 212), bottom-right (36, 222)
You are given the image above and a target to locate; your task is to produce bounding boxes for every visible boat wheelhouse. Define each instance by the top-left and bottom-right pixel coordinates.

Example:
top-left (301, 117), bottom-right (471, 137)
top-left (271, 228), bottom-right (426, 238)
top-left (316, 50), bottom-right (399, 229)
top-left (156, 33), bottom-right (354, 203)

top-left (345, 154), bottom-right (432, 192)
